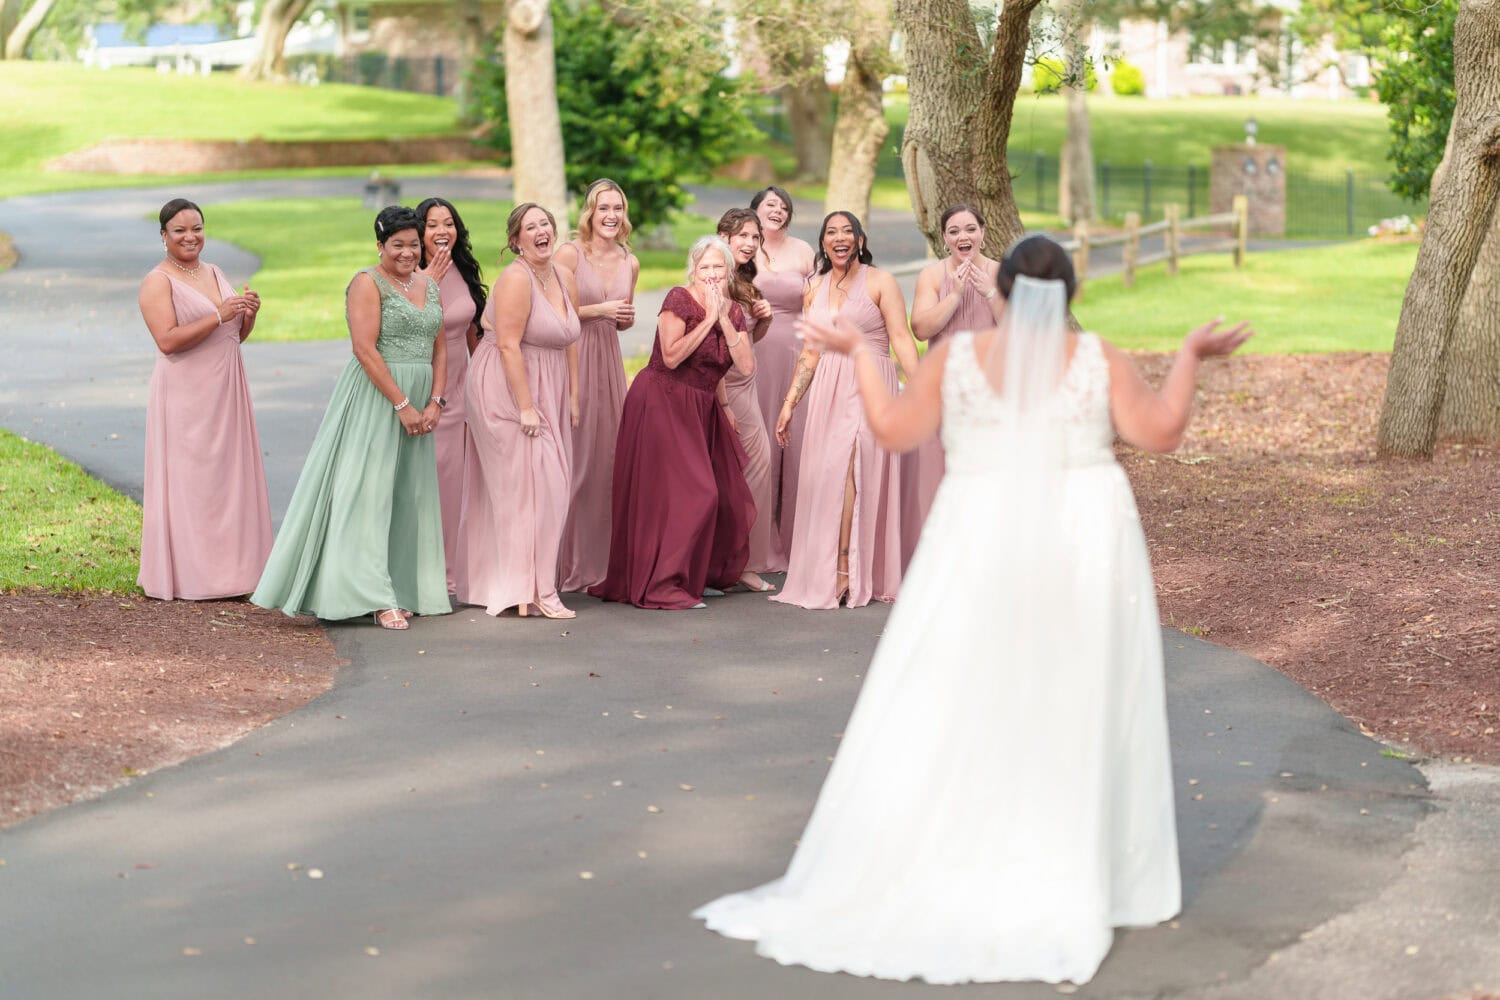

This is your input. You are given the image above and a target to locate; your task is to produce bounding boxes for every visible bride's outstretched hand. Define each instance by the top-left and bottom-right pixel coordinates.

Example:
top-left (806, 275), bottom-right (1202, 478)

top-left (1185, 318), bottom-right (1254, 359)
top-left (797, 314), bottom-right (861, 355)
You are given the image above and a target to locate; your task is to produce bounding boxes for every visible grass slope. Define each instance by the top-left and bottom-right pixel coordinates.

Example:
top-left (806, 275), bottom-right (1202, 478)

top-left (207, 197), bottom-right (717, 341)
top-left (0, 62), bottom-right (463, 198)
top-left (0, 430), bottom-right (142, 593)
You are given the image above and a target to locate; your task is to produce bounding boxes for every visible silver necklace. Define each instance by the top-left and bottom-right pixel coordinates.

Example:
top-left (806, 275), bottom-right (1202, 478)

top-left (381, 266), bottom-right (415, 292)
top-left (165, 255), bottom-right (200, 277)
top-left (525, 259), bottom-right (555, 290)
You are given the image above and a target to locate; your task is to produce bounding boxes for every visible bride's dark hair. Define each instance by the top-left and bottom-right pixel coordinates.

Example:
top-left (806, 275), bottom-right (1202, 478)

top-left (998, 235), bottom-right (1077, 302)
top-left (416, 196), bottom-right (487, 321)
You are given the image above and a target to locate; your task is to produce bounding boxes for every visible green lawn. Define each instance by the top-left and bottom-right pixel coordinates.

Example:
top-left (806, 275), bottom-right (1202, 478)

top-left (0, 430), bottom-right (143, 593)
top-left (0, 62), bottom-right (464, 198)
top-left (206, 196), bottom-right (718, 342)
top-left (1073, 238), bottom-right (1417, 352)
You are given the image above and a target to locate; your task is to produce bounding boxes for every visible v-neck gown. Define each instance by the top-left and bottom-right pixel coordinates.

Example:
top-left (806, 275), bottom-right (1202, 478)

top-left (433, 267), bottom-right (478, 594)
top-left (252, 268), bottom-right (449, 620)
top-left (138, 265), bottom-right (273, 599)
top-left (458, 265), bottom-right (583, 616)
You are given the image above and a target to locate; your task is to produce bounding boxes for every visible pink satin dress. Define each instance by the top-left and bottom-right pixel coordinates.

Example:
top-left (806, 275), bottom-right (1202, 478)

top-left (433, 267), bottom-right (477, 594)
top-left (722, 298), bottom-right (785, 574)
top-left (458, 266), bottom-right (582, 616)
top-left (557, 241), bottom-right (632, 592)
top-left (899, 264), bottom-right (996, 568)
top-left (138, 266), bottom-right (273, 599)
top-left (772, 266), bottom-right (904, 610)
top-left (752, 265), bottom-right (810, 563)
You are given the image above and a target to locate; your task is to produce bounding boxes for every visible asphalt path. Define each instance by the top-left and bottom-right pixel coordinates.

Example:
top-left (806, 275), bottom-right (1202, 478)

top-left (0, 176), bottom-right (1489, 999)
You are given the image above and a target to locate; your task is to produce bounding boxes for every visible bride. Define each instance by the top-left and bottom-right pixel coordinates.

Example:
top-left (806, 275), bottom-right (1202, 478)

top-left (693, 235), bottom-right (1252, 986)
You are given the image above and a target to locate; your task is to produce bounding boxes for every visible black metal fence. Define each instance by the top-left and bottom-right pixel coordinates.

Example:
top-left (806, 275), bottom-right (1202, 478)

top-left (286, 53), bottom-right (461, 97)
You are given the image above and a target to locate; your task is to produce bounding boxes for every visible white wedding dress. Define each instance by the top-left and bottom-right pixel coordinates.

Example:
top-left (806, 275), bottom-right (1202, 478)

top-left (694, 330), bottom-right (1181, 986)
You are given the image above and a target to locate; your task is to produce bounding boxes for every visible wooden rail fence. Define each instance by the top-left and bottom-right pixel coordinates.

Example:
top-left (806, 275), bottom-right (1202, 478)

top-left (1060, 194), bottom-right (1249, 298)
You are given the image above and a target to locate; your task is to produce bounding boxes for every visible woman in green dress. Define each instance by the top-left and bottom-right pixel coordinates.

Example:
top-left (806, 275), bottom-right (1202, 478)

top-left (253, 206), bottom-right (451, 630)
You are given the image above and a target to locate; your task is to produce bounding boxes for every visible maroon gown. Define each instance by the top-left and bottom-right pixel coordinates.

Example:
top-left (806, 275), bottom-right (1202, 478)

top-left (589, 287), bottom-right (756, 609)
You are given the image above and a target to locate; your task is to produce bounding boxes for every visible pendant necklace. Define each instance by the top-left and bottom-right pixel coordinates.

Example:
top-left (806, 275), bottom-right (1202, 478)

top-left (165, 255), bottom-right (200, 277)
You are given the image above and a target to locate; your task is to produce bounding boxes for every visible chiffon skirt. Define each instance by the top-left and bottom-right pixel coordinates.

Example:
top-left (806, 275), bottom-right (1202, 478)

top-left (557, 318), bottom-right (626, 592)
top-left (724, 366), bottom-right (785, 574)
top-left (252, 358), bottom-right (449, 621)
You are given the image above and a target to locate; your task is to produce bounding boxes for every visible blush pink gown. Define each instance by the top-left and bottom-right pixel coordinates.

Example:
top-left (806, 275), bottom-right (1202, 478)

top-left (722, 301), bottom-right (785, 574)
top-left (772, 267), bottom-right (904, 610)
top-left (752, 266), bottom-right (810, 562)
top-left (589, 288), bottom-right (755, 610)
top-left (138, 266), bottom-right (273, 600)
top-left (557, 241), bottom-right (632, 592)
top-left (433, 267), bottom-right (477, 594)
top-left (899, 265), bottom-right (996, 569)
top-left (458, 266), bottom-right (581, 616)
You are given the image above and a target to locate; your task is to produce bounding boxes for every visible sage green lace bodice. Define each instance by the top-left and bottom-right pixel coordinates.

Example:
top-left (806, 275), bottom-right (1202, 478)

top-left (366, 268), bottom-right (441, 363)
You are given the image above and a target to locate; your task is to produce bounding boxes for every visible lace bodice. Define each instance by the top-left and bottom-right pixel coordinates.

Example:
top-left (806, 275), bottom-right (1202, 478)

top-left (642, 286), bottom-right (744, 393)
top-left (941, 331), bottom-right (1115, 473)
top-left (365, 268), bottom-right (442, 363)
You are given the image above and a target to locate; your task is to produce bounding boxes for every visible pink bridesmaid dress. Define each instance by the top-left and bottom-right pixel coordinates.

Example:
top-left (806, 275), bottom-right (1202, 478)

top-left (556, 241), bottom-right (631, 592)
top-left (722, 307), bottom-right (785, 574)
top-left (138, 266), bottom-right (273, 599)
top-left (752, 266), bottom-right (810, 561)
top-left (458, 266), bottom-right (582, 616)
top-left (772, 267), bottom-right (904, 610)
top-left (433, 266), bottom-right (477, 594)
top-left (899, 265), bottom-right (996, 568)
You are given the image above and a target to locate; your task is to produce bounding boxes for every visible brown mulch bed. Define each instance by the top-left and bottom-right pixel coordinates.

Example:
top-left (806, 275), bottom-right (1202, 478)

top-left (0, 597), bottom-right (340, 829)
top-left (1122, 352), bottom-right (1499, 764)
top-left (1, 352), bottom-right (1494, 827)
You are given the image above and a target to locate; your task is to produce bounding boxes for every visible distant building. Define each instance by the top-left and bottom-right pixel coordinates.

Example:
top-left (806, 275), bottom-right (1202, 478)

top-left (79, 17), bottom-right (337, 75)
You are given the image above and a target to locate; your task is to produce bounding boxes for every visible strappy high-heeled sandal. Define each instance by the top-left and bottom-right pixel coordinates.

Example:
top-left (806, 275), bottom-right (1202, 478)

top-left (374, 608), bottom-right (409, 630)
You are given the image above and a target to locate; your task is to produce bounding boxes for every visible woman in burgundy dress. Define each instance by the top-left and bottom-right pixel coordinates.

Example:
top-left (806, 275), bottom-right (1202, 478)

top-left (590, 237), bottom-right (757, 610)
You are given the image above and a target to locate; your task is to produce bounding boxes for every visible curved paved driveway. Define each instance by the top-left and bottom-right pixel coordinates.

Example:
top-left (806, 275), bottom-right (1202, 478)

top-left (0, 178), bottom-right (1452, 999)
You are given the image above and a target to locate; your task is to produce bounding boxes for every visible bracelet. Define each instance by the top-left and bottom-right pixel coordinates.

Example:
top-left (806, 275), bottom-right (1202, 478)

top-left (394, 397), bottom-right (411, 412)
top-left (983, 288), bottom-right (997, 300)
top-left (431, 395), bottom-right (447, 409)
top-left (725, 334), bottom-right (743, 349)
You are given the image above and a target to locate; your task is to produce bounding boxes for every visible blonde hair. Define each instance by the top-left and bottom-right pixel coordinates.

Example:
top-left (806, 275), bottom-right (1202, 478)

top-left (576, 179), bottom-right (633, 247)
top-left (685, 236), bottom-right (734, 281)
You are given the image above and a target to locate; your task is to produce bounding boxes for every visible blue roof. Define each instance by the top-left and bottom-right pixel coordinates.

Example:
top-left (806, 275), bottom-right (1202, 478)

top-left (92, 23), bottom-right (227, 48)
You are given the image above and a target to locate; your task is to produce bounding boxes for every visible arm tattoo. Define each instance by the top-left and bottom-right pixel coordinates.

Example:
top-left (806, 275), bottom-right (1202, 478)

top-left (787, 358), bottom-right (815, 406)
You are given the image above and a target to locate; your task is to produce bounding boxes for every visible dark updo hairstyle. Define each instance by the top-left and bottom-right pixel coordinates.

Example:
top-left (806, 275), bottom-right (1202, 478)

top-left (750, 185), bottom-right (796, 228)
top-left (998, 234), bottom-right (1077, 302)
top-left (940, 203), bottom-right (987, 232)
top-left (813, 210), bottom-right (875, 274)
top-left (716, 207), bottom-right (764, 310)
top-left (505, 202), bottom-right (557, 255)
top-left (374, 205), bottom-right (421, 245)
top-left (417, 196), bottom-right (486, 320)
top-left (159, 198), bottom-right (203, 230)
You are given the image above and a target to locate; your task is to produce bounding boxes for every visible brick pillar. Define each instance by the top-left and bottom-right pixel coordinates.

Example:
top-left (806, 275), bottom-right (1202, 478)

top-left (1210, 144), bottom-right (1286, 237)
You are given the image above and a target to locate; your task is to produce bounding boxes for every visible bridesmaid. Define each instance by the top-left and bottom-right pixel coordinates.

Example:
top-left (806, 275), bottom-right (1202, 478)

top-left (589, 237), bottom-right (757, 610)
top-left (252, 206), bottom-right (449, 630)
top-left (458, 203), bottom-right (583, 620)
top-left (553, 179), bottom-right (638, 593)
top-left (137, 198), bottom-right (272, 600)
top-left (772, 211), bottom-right (919, 610)
top-left (416, 196), bottom-right (487, 595)
top-left (715, 208), bottom-right (780, 590)
top-left (749, 186), bottom-right (815, 559)
top-left (899, 204), bottom-right (1002, 568)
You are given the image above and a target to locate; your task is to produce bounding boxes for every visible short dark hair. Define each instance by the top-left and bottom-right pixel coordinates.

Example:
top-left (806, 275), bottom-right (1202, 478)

top-left (158, 198), bottom-right (203, 230)
top-left (374, 205), bottom-right (420, 244)
top-left (940, 203), bottom-right (986, 231)
top-left (750, 185), bottom-right (796, 226)
top-left (998, 234), bottom-right (1077, 302)
top-left (813, 211), bottom-right (874, 274)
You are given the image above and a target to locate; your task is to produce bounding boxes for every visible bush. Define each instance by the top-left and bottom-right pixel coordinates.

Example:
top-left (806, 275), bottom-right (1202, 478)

top-left (474, 1), bottom-right (758, 231)
top-left (1033, 57), bottom-right (1096, 95)
top-left (1111, 59), bottom-right (1146, 97)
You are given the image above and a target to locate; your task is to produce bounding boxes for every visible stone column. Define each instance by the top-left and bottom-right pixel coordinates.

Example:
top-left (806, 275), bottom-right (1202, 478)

top-left (1211, 144), bottom-right (1286, 236)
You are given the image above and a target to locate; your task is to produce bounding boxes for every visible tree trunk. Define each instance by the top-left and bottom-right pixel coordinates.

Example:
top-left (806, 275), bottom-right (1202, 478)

top-left (504, 0), bottom-right (569, 229)
top-left (896, 0), bottom-right (1045, 257)
top-left (454, 0), bottom-right (488, 125)
top-left (1061, 2), bottom-right (1094, 224)
top-left (3, 0), bottom-right (58, 60)
top-left (240, 0), bottom-right (311, 81)
top-left (1, 0), bottom-right (21, 53)
top-left (1439, 202), bottom-right (1500, 440)
top-left (1376, 0), bottom-right (1500, 458)
top-left (784, 72), bottom-right (834, 183)
top-left (823, 8), bottom-right (891, 226)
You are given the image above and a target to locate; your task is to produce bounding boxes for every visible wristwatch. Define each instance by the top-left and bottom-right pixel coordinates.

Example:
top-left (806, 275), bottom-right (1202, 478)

top-left (432, 396), bottom-right (448, 409)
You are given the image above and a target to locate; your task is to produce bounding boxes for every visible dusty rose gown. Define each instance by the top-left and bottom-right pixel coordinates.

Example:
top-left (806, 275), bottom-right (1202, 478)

top-left (458, 266), bottom-right (581, 616)
top-left (723, 301), bottom-right (785, 574)
top-left (772, 267), bottom-right (904, 610)
top-left (899, 265), bottom-right (996, 568)
top-left (752, 265), bottom-right (810, 561)
top-left (589, 287), bottom-right (755, 610)
top-left (433, 267), bottom-right (477, 594)
top-left (557, 241), bottom-right (632, 592)
top-left (138, 266), bottom-right (273, 599)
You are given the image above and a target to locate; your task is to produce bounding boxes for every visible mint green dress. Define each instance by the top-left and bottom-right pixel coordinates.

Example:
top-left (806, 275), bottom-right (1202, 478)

top-left (252, 269), bottom-right (450, 621)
